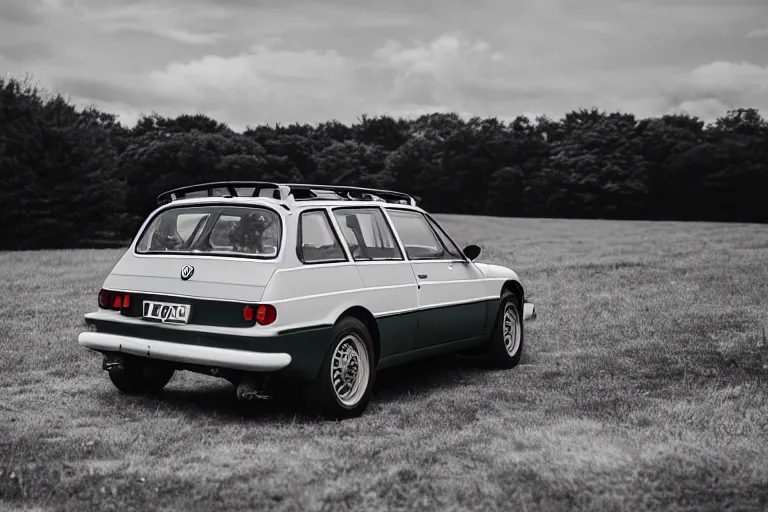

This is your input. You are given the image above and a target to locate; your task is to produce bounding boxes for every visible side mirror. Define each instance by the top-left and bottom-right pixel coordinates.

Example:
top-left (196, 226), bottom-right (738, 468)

top-left (463, 244), bottom-right (481, 261)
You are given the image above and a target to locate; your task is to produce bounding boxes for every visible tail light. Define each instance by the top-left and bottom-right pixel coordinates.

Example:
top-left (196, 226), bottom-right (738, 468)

top-left (98, 289), bottom-right (131, 312)
top-left (243, 304), bottom-right (277, 325)
top-left (256, 305), bottom-right (277, 325)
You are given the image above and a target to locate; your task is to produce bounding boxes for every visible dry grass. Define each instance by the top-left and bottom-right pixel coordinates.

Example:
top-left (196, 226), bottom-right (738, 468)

top-left (1, 216), bottom-right (768, 511)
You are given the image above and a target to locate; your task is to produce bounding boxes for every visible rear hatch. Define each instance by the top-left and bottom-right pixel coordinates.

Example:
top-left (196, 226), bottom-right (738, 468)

top-left (103, 254), bottom-right (277, 303)
top-left (103, 202), bottom-right (285, 304)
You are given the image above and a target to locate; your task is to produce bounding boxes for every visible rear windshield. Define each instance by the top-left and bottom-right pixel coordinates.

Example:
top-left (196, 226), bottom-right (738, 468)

top-left (135, 205), bottom-right (282, 259)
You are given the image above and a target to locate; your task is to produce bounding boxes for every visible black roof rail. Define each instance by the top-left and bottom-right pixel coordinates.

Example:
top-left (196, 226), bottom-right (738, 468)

top-left (156, 181), bottom-right (417, 207)
top-left (156, 181), bottom-right (284, 205)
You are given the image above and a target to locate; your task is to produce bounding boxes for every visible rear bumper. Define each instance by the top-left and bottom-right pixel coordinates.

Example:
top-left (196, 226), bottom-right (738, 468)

top-left (523, 302), bottom-right (537, 321)
top-left (79, 313), bottom-right (334, 379)
top-left (78, 332), bottom-right (291, 372)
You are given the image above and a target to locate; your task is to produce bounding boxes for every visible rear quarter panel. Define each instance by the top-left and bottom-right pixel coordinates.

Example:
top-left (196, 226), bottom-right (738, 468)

top-left (261, 262), bottom-right (419, 332)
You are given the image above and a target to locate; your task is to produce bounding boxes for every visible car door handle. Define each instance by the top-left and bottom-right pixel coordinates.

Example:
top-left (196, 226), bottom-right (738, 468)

top-left (418, 274), bottom-right (428, 279)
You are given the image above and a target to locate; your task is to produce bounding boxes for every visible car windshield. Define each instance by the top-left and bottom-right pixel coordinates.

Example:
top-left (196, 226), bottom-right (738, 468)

top-left (135, 205), bottom-right (281, 258)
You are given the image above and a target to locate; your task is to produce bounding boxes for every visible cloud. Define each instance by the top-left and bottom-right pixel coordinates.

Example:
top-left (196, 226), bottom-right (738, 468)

top-left (72, 1), bottom-right (231, 45)
top-left (0, 41), bottom-right (53, 62)
top-left (688, 61), bottom-right (768, 93)
top-left (54, 35), bottom-right (768, 130)
top-left (369, 34), bottom-right (600, 116)
top-left (131, 45), bottom-right (365, 127)
top-left (0, 2), bottom-right (42, 25)
top-left (373, 36), bottom-right (486, 72)
top-left (78, 33), bottom-right (597, 127)
top-left (149, 47), bottom-right (351, 98)
top-left (686, 61), bottom-right (768, 110)
top-left (120, 27), bottom-right (224, 45)
top-left (372, 36), bottom-right (497, 107)
top-left (671, 98), bottom-right (731, 121)
top-left (54, 77), bottom-right (166, 105)
top-left (745, 27), bottom-right (768, 38)
top-left (4, 0), bottom-right (768, 128)
top-left (662, 61), bottom-right (768, 120)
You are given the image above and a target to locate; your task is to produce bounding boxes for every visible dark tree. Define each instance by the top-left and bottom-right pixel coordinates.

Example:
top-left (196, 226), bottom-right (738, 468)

top-left (1, 74), bottom-right (766, 250)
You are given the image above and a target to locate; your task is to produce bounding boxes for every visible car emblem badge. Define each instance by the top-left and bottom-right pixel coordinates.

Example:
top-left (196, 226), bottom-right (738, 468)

top-left (180, 265), bottom-right (194, 281)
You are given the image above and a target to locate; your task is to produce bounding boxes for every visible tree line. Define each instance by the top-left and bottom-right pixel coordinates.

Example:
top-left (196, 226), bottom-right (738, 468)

top-left (1, 75), bottom-right (766, 250)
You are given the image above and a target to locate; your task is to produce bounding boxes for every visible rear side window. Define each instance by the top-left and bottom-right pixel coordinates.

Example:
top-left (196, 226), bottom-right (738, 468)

top-left (298, 210), bottom-right (346, 264)
top-left (332, 208), bottom-right (402, 261)
top-left (387, 209), bottom-right (454, 260)
top-left (135, 205), bottom-right (281, 258)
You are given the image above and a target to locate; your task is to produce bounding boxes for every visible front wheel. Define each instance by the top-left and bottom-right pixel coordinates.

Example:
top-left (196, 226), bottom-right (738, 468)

top-left (483, 291), bottom-right (524, 369)
top-left (303, 317), bottom-right (376, 420)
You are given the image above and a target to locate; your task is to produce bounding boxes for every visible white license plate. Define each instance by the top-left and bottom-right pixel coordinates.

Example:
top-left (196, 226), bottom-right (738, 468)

top-left (142, 301), bottom-right (191, 324)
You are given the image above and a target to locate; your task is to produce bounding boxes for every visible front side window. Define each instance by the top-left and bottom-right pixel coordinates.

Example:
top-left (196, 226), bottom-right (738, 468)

top-left (425, 215), bottom-right (464, 259)
top-left (298, 210), bottom-right (346, 263)
top-left (332, 208), bottom-right (402, 261)
top-left (135, 205), bottom-right (281, 258)
top-left (387, 209), bottom-right (451, 260)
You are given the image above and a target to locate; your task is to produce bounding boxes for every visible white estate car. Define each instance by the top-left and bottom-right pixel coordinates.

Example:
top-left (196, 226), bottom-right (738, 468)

top-left (78, 182), bottom-right (537, 419)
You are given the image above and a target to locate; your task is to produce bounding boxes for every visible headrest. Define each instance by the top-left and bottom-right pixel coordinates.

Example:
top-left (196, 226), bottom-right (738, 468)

top-left (345, 214), bottom-right (360, 229)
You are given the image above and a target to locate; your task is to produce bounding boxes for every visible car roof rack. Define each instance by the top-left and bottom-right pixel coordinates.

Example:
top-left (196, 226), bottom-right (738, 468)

top-left (287, 183), bottom-right (415, 205)
top-left (156, 181), bottom-right (287, 206)
top-left (157, 181), bottom-right (416, 206)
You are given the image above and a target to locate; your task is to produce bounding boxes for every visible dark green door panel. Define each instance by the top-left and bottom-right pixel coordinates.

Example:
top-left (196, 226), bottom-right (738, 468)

top-left (416, 299), bottom-right (491, 347)
top-left (377, 310), bottom-right (419, 359)
top-left (377, 334), bottom-right (488, 370)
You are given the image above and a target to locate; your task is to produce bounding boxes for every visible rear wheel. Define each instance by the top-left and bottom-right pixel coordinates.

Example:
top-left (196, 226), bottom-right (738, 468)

top-left (483, 290), bottom-right (524, 369)
top-left (107, 357), bottom-right (175, 395)
top-left (303, 317), bottom-right (375, 420)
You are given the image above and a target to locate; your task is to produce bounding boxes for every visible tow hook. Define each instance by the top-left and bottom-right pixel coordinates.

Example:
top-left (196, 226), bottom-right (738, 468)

top-left (102, 354), bottom-right (125, 372)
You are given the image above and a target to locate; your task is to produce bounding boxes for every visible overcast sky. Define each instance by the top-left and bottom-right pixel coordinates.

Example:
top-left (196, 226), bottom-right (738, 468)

top-left (1, 0), bottom-right (767, 130)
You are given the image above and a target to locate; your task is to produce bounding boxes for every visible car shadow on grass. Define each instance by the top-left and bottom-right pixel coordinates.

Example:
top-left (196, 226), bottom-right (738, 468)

top-left (99, 354), bottom-right (497, 423)
top-left (372, 354), bottom-right (493, 401)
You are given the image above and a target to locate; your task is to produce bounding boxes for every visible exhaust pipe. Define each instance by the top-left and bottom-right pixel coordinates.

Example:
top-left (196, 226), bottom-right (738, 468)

top-left (102, 353), bottom-right (125, 372)
top-left (236, 373), bottom-right (273, 401)
top-left (523, 302), bottom-right (537, 321)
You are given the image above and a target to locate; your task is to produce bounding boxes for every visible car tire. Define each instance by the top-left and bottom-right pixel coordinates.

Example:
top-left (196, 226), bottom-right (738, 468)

top-left (303, 316), bottom-right (376, 420)
top-left (108, 358), bottom-right (175, 395)
top-left (483, 290), bottom-right (524, 369)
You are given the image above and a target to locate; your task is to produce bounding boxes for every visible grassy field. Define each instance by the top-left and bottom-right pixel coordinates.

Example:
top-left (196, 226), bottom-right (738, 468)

top-left (1, 216), bottom-right (768, 511)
